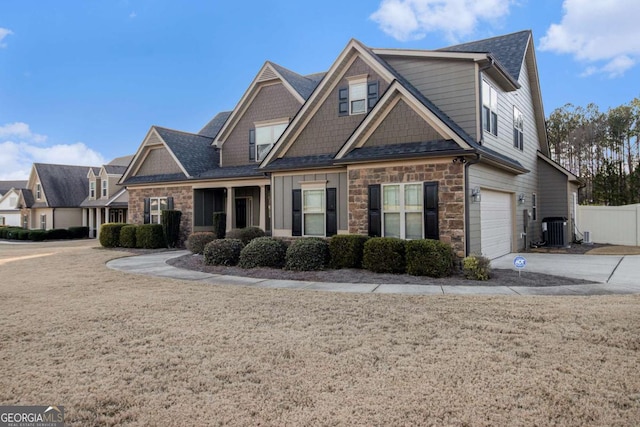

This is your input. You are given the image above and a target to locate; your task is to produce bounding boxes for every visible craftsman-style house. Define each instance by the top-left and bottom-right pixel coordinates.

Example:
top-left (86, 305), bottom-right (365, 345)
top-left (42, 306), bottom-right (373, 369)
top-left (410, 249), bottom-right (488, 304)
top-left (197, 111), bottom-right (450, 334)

top-left (120, 30), bottom-right (580, 259)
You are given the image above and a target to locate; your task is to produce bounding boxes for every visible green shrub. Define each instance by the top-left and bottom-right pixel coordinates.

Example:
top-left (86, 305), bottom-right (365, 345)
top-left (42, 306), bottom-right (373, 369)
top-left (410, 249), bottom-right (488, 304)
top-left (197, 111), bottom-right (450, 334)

top-left (68, 226), bottom-right (89, 239)
top-left (135, 224), bottom-right (166, 249)
top-left (238, 237), bottom-right (287, 269)
top-left (213, 212), bottom-right (226, 239)
top-left (1, 227), bottom-right (22, 239)
top-left (119, 225), bottom-right (137, 248)
top-left (16, 229), bottom-right (30, 240)
top-left (161, 209), bottom-right (182, 248)
top-left (405, 239), bottom-right (454, 278)
top-left (186, 232), bottom-right (217, 254)
top-left (203, 239), bottom-right (244, 266)
top-left (99, 223), bottom-right (127, 248)
top-left (285, 238), bottom-right (329, 271)
top-left (226, 226), bottom-right (265, 245)
top-left (462, 255), bottom-right (491, 281)
top-left (329, 234), bottom-right (369, 269)
top-left (46, 228), bottom-right (70, 240)
top-left (362, 237), bottom-right (406, 274)
top-left (28, 230), bottom-right (47, 241)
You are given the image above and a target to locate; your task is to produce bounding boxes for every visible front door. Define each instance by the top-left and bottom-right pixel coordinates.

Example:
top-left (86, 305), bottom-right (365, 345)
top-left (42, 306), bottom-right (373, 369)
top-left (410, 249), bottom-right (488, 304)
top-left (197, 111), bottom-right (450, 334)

top-left (235, 198), bottom-right (247, 229)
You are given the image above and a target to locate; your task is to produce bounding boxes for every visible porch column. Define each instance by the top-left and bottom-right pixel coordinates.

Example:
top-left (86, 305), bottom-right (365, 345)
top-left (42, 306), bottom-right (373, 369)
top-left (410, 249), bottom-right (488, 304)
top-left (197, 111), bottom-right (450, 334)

top-left (88, 208), bottom-right (94, 238)
top-left (226, 187), bottom-right (233, 231)
top-left (259, 185), bottom-right (266, 231)
top-left (96, 208), bottom-right (102, 239)
top-left (82, 209), bottom-right (87, 227)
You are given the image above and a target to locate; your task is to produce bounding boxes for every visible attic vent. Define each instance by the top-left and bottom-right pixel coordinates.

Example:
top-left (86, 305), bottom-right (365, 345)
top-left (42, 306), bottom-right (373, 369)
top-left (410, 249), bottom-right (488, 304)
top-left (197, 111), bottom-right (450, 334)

top-left (257, 66), bottom-right (277, 82)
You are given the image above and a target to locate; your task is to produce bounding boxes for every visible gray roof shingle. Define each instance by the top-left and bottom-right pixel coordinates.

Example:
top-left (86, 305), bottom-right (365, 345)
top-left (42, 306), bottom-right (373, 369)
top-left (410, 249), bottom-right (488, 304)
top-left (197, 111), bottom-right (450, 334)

top-left (104, 165), bottom-right (128, 175)
top-left (338, 140), bottom-right (469, 162)
top-left (199, 111), bottom-right (232, 138)
top-left (261, 154), bottom-right (335, 171)
top-left (0, 180), bottom-right (27, 196)
top-left (34, 163), bottom-right (94, 207)
top-left (270, 63), bottom-right (325, 100)
top-left (154, 127), bottom-right (217, 177)
top-left (108, 154), bottom-right (134, 167)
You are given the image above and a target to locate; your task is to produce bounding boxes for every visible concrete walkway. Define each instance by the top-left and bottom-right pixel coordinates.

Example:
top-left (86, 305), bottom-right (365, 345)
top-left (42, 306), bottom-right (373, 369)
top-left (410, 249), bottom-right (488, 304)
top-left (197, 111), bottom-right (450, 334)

top-left (106, 251), bottom-right (640, 296)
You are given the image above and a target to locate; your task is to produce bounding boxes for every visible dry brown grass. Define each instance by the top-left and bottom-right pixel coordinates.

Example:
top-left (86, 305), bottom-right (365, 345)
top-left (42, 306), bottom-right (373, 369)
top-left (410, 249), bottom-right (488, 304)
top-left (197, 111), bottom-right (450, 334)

top-left (1, 240), bottom-right (639, 426)
top-left (586, 245), bottom-right (640, 255)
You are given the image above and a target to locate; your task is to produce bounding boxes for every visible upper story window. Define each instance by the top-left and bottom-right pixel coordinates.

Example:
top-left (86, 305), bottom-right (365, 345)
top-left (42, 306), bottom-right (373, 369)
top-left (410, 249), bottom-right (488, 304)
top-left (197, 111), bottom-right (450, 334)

top-left (482, 80), bottom-right (498, 136)
top-left (9, 196), bottom-right (17, 207)
top-left (102, 179), bottom-right (108, 197)
top-left (89, 181), bottom-right (96, 198)
top-left (382, 183), bottom-right (423, 240)
top-left (250, 120), bottom-right (287, 162)
top-left (338, 75), bottom-right (379, 116)
top-left (36, 183), bottom-right (41, 200)
top-left (513, 106), bottom-right (524, 150)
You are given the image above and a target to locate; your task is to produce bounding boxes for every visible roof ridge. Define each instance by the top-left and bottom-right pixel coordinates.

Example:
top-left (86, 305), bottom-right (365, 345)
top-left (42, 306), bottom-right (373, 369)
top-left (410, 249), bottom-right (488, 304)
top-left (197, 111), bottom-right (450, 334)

top-left (439, 29), bottom-right (532, 51)
top-left (154, 126), bottom-right (214, 139)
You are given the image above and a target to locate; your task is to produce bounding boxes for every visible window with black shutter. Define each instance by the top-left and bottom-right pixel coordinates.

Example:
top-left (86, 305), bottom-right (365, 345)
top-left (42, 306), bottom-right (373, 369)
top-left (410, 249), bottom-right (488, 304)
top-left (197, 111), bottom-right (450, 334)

top-left (367, 81), bottom-right (379, 110)
top-left (326, 188), bottom-right (337, 237)
top-left (423, 182), bottom-right (439, 240)
top-left (338, 87), bottom-right (349, 116)
top-left (368, 184), bottom-right (381, 237)
top-left (292, 189), bottom-right (302, 236)
top-left (249, 129), bottom-right (255, 161)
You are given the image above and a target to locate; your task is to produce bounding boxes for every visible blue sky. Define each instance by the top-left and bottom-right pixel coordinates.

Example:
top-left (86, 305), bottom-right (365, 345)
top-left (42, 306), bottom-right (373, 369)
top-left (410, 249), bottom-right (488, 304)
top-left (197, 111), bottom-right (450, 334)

top-left (1, 0), bottom-right (639, 179)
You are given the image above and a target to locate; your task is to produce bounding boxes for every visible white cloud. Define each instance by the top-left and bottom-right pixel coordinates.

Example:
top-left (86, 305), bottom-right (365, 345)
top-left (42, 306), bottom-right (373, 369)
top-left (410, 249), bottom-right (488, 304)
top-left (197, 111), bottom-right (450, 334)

top-left (0, 27), bottom-right (13, 48)
top-left (370, 0), bottom-right (515, 42)
top-left (540, 0), bottom-right (640, 77)
top-left (129, 11), bottom-right (137, 19)
top-left (0, 123), bottom-right (106, 180)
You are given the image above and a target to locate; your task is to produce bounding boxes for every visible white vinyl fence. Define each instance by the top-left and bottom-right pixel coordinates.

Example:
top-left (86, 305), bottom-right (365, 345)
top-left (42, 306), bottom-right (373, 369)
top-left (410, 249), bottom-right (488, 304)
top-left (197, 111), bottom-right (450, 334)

top-left (576, 204), bottom-right (640, 246)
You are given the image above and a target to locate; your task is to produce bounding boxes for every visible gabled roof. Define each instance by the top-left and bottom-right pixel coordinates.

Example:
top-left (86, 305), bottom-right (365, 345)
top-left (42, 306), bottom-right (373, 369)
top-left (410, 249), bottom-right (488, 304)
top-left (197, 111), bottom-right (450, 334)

top-left (32, 163), bottom-right (94, 207)
top-left (108, 154), bottom-right (134, 167)
top-left (0, 180), bottom-right (27, 196)
top-left (103, 164), bottom-right (128, 175)
top-left (439, 30), bottom-right (531, 81)
top-left (20, 189), bottom-right (34, 208)
top-left (199, 111), bottom-right (232, 138)
top-left (154, 127), bottom-right (217, 177)
top-left (270, 63), bottom-right (325, 100)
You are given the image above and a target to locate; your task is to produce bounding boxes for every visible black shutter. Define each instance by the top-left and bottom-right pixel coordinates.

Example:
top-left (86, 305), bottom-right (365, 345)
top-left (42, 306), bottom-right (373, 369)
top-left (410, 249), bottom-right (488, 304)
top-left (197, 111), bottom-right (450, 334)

top-left (167, 196), bottom-right (174, 210)
top-left (338, 86), bottom-right (349, 116)
top-left (292, 189), bottom-right (302, 236)
top-left (143, 198), bottom-right (150, 224)
top-left (326, 188), bottom-right (337, 237)
top-left (367, 81), bottom-right (379, 110)
top-left (424, 182), bottom-right (439, 240)
top-left (368, 184), bottom-right (381, 237)
top-left (249, 129), bottom-right (255, 161)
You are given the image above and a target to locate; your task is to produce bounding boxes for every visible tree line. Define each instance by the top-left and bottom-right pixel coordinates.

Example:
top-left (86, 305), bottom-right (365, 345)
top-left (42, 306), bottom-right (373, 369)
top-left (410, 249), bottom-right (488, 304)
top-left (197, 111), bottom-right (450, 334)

top-left (546, 98), bottom-right (640, 205)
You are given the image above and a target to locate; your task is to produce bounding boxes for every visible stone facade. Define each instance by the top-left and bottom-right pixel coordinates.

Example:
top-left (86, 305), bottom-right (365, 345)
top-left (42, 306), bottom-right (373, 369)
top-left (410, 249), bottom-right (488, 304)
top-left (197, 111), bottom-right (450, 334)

top-left (348, 160), bottom-right (465, 257)
top-left (128, 185), bottom-right (193, 245)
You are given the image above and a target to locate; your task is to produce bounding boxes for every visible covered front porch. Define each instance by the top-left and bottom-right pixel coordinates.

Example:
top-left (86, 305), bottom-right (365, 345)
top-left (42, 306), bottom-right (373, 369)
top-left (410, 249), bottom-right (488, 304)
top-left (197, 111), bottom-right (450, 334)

top-left (193, 178), bottom-right (270, 234)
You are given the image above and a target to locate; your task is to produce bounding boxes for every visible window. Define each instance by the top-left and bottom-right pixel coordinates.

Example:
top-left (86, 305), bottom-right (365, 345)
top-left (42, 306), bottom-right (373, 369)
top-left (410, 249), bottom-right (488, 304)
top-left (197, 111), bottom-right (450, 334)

top-left (150, 197), bottom-right (168, 224)
top-left (338, 77), bottom-right (379, 116)
top-left (9, 196), bottom-right (17, 207)
top-left (382, 183), bottom-right (423, 239)
top-left (253, 121), bottom-right (287, 162)
top-left (482, 80), bottom-right (498, 136)
top-left (513, 106), bottom-right (524, 150)
top-left (532, 193), bottom-right (537, 221)
top-left (36, 183), bottom-right (41, 200)
top-left (302, 188), bottom-right (325, 236)
top-left (0, 216), bottom-right (4, 226)
top-left (349, 81), bottom-right (367, 115)
top-left (90, 181), bottom-right (95, 198)
top-left (102, 179), bottom-right (108, 197)
top-left (40, 214), bottom-right (46, 230)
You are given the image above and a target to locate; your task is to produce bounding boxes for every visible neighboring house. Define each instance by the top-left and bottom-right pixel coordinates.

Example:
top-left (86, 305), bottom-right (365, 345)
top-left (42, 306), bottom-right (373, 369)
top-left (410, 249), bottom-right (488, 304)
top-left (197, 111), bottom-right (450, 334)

top-left (121, 30), bottom-right (578, 259)
top-left (80, 155), bottom-right (133, 238)
top-left (21, 163), bottom-right (97, 231)
top-left (0, 181), bottom-right (27, 226)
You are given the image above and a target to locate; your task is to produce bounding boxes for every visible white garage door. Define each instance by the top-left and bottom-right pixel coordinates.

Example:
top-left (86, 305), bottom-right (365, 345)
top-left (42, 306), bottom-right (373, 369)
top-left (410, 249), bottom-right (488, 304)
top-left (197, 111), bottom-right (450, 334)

top-left (481, 190), bottom-right (512, 259)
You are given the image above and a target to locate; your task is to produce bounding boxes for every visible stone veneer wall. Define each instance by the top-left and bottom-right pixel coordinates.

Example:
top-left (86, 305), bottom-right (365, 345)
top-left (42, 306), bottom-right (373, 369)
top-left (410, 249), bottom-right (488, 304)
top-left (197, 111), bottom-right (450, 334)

top-left (348, 161), bottom-right (465, 257)
top-left (128, 185), bottom-right (193, 246)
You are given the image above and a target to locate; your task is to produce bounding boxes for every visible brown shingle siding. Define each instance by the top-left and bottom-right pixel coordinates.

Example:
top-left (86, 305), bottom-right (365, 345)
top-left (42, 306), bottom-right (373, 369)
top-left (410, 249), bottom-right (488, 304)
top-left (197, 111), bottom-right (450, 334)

top-left (364, 100), bottom-right (444, 147)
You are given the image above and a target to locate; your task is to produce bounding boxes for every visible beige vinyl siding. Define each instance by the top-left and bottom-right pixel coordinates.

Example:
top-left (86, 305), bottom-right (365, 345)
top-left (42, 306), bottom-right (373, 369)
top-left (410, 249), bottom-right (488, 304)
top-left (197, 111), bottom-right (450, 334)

top-left (52, 208), bottom-right (83, 229)
top-left (222, 83), bottom-right (301, 166)
top-left (384, 57), bottom-right (478, 140)
top-left (538, 159), bottom-right (569, 218)
top-left (136, 147), bottom-right (183, 176)
top-left (272, 171), bottom-right (348, 234)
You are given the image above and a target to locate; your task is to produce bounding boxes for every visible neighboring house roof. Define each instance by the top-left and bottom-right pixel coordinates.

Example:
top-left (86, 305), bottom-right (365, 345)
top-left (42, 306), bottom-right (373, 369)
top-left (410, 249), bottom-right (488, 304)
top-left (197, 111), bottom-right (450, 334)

top-left (21, 189), bottom-right (34, 208)
top-left (0, 180), bottom-right (27, 196)
top-left (439, 30), bottom-right (531, 81)
top-left (104, 165), bottom-right (128, 175)
top-left (108, 154), bottom-right (134, 167)
top-left (154, 127), bottom-right (217, 177)
top-left (33, 163), bottom-right (93, 207)
top-left (199, 111), bottom-right (232, 138)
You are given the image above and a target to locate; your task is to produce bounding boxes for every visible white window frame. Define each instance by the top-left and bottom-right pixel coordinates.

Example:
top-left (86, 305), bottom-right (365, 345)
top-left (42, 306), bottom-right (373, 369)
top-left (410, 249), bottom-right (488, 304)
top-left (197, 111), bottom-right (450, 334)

top-left (102, 179), bottom-right (108, 198)
top-left (513, 106), bottom-right (524, 150)
top-left (348, 77), bottom-right (367, 115)
top-left (482, 80), bottom-right (498, 136)
top-left (532, 193), bottom-right (537, 221)
top-left (89, 181), bottom-right (95, 199)
top-left (382, 182), bottom-right (423, 239)
top-left (40, 214), bottom-right (46, 230)
top-left (0, 216), bottom-right (4, 226)
top-left (301, 183), bottom-right (326, 237)
top-left (255, 120), bottom-right (288, 162)
top-left (9, 196), bottom-right (17, 207)
top-left (36, 183), bottom-right (41, 200)
top-left (150, 197), bottom-right (168, 224)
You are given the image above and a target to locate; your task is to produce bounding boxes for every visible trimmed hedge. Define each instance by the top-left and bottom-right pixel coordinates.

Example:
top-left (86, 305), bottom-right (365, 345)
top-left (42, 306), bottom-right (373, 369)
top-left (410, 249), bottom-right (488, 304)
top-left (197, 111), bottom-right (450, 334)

top-left (161, 209), bottom-right (182, 248)
top-left (68, 226), bottom-right (89, 239)
top-left (238, 237), bottom-right (287, 269)
top-left (119, 225), bottom-right (138, 248)
top-left (28, 230), bottom-right (47, 241)
top-left (16, 229), bottom-right (30, 240)
top-left (100, 223), bottom-right (127, 247)
top-left (213, 212), bottom-right (226, 239)
top-left (135, 224), bottom-right (166, 249)
top-left (329, 234), bottom-right (369, 269)
top-left (0, 227), bottom-right (22, 239)
top-left (203, 239), bottom-right (244, 266)
top-left (186, 232), bottom-right (217, 254)
top-left (462, 255), bottom-right (491, 281)
top-left (285, 237), bottom-right (329, 271)
top-left (362, 237), bottom-right (406, 274)
top-left (405, 239), bottom-right (454, 278)
top-left (226, 227), bottom-right (265, 245)
top-left (47, 228), bottom-right (70, 240)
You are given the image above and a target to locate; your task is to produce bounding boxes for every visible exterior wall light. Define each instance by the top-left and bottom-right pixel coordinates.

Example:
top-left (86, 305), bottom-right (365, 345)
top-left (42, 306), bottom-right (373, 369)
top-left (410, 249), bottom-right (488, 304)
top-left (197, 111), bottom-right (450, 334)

top-left (518, 193), bottom-right (526, 204)
top-left (471, 187), bottom-right (481, 203)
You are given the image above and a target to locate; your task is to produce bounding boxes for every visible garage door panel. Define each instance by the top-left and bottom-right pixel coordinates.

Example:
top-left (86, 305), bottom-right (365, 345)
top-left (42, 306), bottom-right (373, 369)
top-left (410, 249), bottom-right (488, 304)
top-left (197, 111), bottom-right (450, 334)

top-left (481, 190), bottom-right (512, 259)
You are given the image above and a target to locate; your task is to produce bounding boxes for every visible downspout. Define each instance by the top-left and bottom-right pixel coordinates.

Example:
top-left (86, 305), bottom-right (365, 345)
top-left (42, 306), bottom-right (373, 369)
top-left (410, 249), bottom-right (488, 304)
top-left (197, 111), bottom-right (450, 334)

top-left (464, 153), bottom-right (481, 256)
